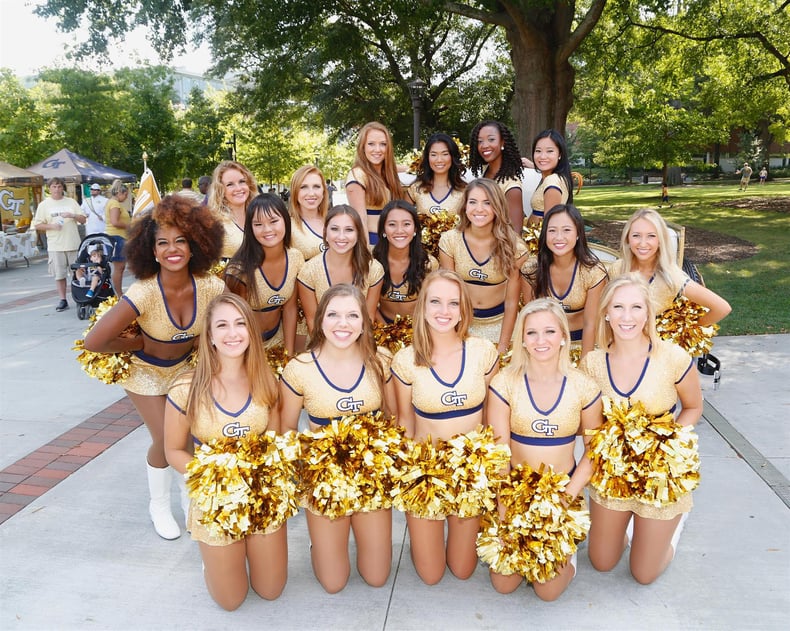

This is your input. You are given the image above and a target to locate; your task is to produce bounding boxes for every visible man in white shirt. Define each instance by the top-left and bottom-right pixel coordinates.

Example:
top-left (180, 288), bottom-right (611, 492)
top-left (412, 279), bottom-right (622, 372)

top-left (82, 183), bottom-right (108, 235)
top-left (32, 177), bottom-right (87, 311)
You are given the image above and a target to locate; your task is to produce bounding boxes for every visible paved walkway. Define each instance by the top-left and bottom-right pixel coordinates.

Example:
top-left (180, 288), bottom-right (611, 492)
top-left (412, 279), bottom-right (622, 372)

top-left (1, 256), bottom-right (788, 630)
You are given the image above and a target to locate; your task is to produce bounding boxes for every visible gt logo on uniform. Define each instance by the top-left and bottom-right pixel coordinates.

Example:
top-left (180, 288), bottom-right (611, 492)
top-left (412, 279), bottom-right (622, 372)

top-left (222, 422), bottom-right (251, 438)
top-left (441, 391), bottom-right (467, 406)
top-left (469, 268), bottom-right (488, 281)
top-left (337, 396), bottom-right (364, 413)
top-left (531, 419), bottom-right (559, 436)
top-left (267, 295), bottom-right (286, 306)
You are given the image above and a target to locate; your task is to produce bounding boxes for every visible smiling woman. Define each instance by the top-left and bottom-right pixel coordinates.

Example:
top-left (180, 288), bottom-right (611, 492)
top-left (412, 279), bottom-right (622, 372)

top-left (83, 195), bottom-right (224, 541)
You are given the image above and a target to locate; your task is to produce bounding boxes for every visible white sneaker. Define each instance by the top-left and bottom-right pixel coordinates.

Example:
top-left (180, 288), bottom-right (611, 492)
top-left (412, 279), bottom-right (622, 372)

top-left (670, 512), bottom-right (689, 558)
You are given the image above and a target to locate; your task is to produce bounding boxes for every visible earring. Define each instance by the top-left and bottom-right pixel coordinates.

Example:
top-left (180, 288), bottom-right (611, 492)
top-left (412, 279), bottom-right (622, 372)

top-left (501, 146), bottom-right (504, 150)
top-left (605, 315), bottom-right (610, 321)
top-left (155, 257), bottom-right (159, 263)
top-left (560, 340), bottom-right (566, 346)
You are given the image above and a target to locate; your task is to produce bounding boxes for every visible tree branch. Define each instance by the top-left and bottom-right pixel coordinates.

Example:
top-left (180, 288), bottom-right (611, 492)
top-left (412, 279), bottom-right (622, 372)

top-left (440, 1), bottom-right (510, 27)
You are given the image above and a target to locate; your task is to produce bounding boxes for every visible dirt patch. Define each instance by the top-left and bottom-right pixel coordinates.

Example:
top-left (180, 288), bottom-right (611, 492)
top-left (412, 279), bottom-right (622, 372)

top-left (586, 221), bottom-right (758, 264)
top-left (715, 196), bottom-right (790, 214)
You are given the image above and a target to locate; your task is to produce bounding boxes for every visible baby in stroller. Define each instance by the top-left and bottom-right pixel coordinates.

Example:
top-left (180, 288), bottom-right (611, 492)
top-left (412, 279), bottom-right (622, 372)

top-left (71, 236), bottom-right (115, 319)
top-left (75, 244), bottom-right (108, 298)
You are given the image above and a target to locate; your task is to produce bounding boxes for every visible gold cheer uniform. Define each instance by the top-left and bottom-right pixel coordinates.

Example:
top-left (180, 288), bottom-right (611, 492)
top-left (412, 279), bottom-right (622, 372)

top-left (489, 369), bottom-right (600, 447)
top-left (297, 251), bottom-right (384, 305)
top-left (225, 248), bottom-right (305, 345)
top-left (407, 182), bottom-right (465, 218)
top-left (391, 336), bottom-right (498, 422)
top-left (219, 216), bottom-right (245, 260)
top-left (167, 373), bottom-right (277, 545)
top-left (482, 168), bottom-right (522, 200)
top-left (609, 259), bottom-right (690, 315)
top-left (579, 340), bottom-right (695, 519)
top-left (530, 173), bottom-right (569, 219)
top-left (121, 274), bottom-right (225, 395)
top-left (438, 229), bottom-right (527, 342)
top-left (345, 167), bottom-right (392, 246)
top-left (290, 219), bottom-right (326, 262)
top-left (520, 259), bottom-right (608, 342)
top-left (281, 348), bottom-right (392, 426)
top-left (379, 255), bottom-right (438, 321)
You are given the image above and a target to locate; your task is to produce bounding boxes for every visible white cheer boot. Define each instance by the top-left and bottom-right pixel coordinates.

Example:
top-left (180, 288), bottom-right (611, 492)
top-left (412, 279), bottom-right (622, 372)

top-left (146, 463), bottom-right (181, 540)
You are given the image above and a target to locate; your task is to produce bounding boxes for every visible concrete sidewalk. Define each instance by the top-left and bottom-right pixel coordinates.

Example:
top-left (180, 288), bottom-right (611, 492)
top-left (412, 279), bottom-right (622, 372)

top-left (1, 257), bottom-right (788, 630)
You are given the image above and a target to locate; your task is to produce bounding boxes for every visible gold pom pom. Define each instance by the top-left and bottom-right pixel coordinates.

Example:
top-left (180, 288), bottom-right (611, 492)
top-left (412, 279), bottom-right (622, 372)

top-left (444, 425), bottom-right (511, 518)
top-left (372, 315), bottom-right (413, 354)
top-left (421, 211), bottom-right (458, 259)
top-left (391, 436), bottom-right (453, 519)
top-left (209, 258), bottom-right (228, 279)
top-left (298, 412), bottom-right (405, 518)
top-left (521, 222), bottom-right (542, 257)
top-left (477, 464), bottom-right (589, 583)
top-left (586, 397), bottom-right (701, 506)
top-left (265, 344), bottom-right (290, 378)
top-left (186, 431), bottom-right (300, 540)
top-left (392, 426), bottom-right (509, 519)
top-left (656, 295), bottom-right (719, 356)
top-left (73, 296), bottom-right (139, 384)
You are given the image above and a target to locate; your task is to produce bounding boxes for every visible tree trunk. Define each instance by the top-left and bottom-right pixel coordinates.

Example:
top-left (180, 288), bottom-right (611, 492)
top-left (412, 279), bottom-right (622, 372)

top-left (507, 27), bottom-right (574, 154)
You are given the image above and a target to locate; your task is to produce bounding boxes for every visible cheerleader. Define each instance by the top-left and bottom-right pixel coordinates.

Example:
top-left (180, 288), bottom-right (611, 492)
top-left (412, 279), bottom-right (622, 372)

top-left (469, 120), bottom-right (524, 229)
top-left (439, 179), bottom-right (528, 353)
top-left (208, 161), bottom-right (258, 260)
top-left (279, 284), bottom-right (396, 593)
top-left (579, 274), bottom-right (703, 584)
top-left (224, 194), bottom-right (304, 354)
top-left (406, 132), bottom-right (467, 218)
top-left (84, 196), bottom-right (225, 540)
top-left (612, 208), bottom-right (731, 326)
top-left (288, 165), bottom-right (329, 262)
top-left (521, 204), bottom-right (607, 357)
top-left (529, 129), bottom-right (574, 227)
top-left (345, 122), bottom-right (404, 245)
top-left (486, 299), bottom-right (602, 600)
top-left (164, 294), bottom-right (286, 610)
top-left (391, 270), bottom-right (499, 584)
top-left (297, 205), bottom-right (384, 333)
top-left (372, 200), bottom-right (437, 324)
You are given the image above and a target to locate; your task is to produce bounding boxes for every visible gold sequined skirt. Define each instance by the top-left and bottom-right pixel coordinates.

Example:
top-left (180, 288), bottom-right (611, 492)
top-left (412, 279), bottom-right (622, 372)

top-left (469, 312), bottom-right (504, 345)
top-left (122, 350), bottom-right (193, 396)
top-left (588, 487), bottom-right (692, 520)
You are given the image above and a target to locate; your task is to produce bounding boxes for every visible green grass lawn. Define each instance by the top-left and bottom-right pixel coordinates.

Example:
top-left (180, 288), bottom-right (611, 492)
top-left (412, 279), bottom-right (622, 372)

top-left (575, 181), bottom-right (790, 336)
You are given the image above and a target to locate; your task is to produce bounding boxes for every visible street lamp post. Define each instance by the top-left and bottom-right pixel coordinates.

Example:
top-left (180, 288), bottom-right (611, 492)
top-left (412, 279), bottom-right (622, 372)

top-left (407, 78), bottom-right (427, 151)
top-left (226, 133), bottom-right (237, 161)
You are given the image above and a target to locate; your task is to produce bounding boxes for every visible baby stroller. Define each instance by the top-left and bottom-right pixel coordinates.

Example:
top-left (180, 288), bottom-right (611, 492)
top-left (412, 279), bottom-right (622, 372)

top-left (70, 233), bottom-right (116, 320)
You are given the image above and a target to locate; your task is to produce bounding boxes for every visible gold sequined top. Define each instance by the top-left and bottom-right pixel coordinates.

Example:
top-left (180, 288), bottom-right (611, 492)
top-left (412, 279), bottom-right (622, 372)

top-left (521, 259), bottom-right (608, 314)
top-left (407, 182), bottom-right (465, 218)
top-left (489, 368), bottom-right (600, 444)
top-left (482, 169), bottom-right (522, 197)
top-left (439, 229), bottom-right (527, 287)
top-left (290, 219), bottom-right (325, 261)
top-left (579, 340), bottom-right (693, 416)
top-left (346, 167), bottom-right (391, 217)
top-left (225, 248), bottom-right (305, 312)
top-left (122, 274), bottom-right (225, 344)
top-left (220, 216), bottom-right (245, 260)
top-left (609, 259), bottom-right (690, 314)
top-left (391, 336), bottom-right (498, 420)
top-left (297, 251), bottom-right (384, 303)
top-left (530, 173), bottom-right (569, 216)
top-left (167, 373), bottom-right (273, 442)
top-left (380, 255), bottom-right (438, 305)
top-left (281, 348), bottom-right (392, 425)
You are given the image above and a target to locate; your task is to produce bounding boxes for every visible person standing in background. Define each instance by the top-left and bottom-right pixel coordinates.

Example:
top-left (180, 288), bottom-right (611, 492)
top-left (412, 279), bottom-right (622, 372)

top-left (198, 176), bottom-right (211, 205)
top-left (82, 183), bottom-right (108, 236)
top-left (32, 177), bottom-right (86, 312)
top-left (105, 181), bottom-right (132, 297)
top-left (736, 162), bottom-right (753, 191)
